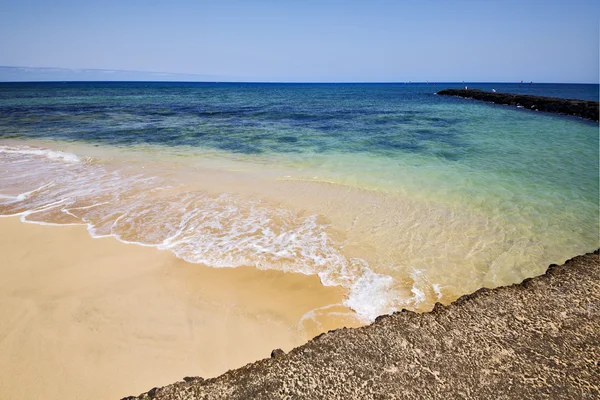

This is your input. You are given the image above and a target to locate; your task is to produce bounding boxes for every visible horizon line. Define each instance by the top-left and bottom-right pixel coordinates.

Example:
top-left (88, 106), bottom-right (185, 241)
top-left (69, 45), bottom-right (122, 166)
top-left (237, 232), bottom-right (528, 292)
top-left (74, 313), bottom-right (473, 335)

top-left (1, 80), bottom-right (599, 85)
top-left (0, 66), bottom-right (598, 85)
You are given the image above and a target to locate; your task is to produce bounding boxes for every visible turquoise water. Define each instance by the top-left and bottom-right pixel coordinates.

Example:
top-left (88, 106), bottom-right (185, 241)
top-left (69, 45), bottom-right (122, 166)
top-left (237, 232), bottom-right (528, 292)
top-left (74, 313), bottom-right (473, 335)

top-left (0, 82), bottom-right (598, 322)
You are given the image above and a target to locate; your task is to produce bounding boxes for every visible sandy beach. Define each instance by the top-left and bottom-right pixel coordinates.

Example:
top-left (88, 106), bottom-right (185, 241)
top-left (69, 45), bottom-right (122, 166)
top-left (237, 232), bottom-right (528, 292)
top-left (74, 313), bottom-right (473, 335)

top-left (0, 217), bottom-right (358, 400)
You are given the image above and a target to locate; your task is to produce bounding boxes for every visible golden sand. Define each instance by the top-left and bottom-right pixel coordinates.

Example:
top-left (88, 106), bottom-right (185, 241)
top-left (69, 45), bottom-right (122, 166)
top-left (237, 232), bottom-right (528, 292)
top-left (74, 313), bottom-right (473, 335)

top-left (0, 217), bottom-right (359, 400)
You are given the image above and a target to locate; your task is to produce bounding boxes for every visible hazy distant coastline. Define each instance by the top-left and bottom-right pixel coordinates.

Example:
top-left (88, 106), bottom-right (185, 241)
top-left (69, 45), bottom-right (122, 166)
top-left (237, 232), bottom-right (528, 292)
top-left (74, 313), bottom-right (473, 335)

top-left (0, 66), bottom-right (219, 82)
top-left (2, 66), bottom-right (599, 86)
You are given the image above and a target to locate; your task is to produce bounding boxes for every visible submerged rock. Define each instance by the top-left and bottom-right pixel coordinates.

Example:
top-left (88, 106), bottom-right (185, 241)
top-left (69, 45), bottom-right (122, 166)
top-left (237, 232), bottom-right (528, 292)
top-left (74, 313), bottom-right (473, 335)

top-left (124, 250), bottom-right (600, 399)
top-left (437, 89), bottom-right (599, 122)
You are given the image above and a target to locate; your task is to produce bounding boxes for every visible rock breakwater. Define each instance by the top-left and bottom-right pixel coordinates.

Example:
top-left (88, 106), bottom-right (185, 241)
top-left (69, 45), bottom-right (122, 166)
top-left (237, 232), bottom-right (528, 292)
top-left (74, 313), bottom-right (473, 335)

top-left (437, 89), bottom-right (599, 122)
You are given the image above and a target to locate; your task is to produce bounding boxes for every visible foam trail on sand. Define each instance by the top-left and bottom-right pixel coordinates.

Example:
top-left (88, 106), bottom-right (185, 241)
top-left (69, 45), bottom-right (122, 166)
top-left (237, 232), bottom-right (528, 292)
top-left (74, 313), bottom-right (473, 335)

top-left (0, 144), bottom-right (437, 322)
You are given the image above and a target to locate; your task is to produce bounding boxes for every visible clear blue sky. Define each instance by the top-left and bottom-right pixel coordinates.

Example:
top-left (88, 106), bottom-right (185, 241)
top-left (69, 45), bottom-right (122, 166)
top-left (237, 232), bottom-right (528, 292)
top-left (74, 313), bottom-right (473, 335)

top-left (0, 0), bottom-right (598, 82)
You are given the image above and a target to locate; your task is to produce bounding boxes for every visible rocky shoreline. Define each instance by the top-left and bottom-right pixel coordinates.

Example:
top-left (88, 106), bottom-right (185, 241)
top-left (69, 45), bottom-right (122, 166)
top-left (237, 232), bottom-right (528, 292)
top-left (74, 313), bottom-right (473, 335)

top-left (124, 250), bottom-right (599, 399)
top-left (436, 89), bottom-right (599, 122)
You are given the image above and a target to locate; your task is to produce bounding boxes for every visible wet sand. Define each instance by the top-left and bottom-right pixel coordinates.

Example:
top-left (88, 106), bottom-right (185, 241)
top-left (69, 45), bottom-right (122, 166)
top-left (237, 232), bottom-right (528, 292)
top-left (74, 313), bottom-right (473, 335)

top-left (127, 250), bottom-right (600, 399)
top-left (0, 217), bottom-right (359, 400)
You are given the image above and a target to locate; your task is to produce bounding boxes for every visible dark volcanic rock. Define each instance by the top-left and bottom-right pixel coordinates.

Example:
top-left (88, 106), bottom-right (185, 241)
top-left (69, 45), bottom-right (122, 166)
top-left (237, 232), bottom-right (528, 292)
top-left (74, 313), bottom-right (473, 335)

top-left (182, 377), bottom-right (203, 383)
top-left (270, 348), bottom-right (285, 359)
top-left (125, 250), bottom-right (600, 399)
top-left (437, 89), bottom-right (599, 122)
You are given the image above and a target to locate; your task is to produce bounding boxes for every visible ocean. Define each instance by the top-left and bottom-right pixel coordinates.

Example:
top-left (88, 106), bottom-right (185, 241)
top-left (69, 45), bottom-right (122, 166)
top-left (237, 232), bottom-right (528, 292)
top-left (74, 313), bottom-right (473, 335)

top-left (1, 82), bottom-right (598, 322)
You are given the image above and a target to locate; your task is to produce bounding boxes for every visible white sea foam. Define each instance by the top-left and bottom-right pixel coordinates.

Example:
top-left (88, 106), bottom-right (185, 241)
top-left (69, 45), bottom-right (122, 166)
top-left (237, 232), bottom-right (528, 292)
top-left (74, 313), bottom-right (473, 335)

top-left (432, 283), bottom-right (443, 300)
top-left (344, 269), bottom-right (397, 321)
top-left (297, 303), bottom-right (346, 333)
top-left (409, 267), bottom-right (443, 307)
top-left (0, 145), bottom-right (81, 163)
top-left (0, 144), bottom-right (444, 322)
top-left (15, 182), bottom-right (56, 201)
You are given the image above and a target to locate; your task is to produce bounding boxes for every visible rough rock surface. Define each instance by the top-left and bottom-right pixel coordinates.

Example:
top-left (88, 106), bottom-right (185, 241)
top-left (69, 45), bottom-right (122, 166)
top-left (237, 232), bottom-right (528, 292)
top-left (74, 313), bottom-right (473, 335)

top-left (124, 250), bottom-right (600, 399)
top-left (437, 89), bottom-right (599, 122)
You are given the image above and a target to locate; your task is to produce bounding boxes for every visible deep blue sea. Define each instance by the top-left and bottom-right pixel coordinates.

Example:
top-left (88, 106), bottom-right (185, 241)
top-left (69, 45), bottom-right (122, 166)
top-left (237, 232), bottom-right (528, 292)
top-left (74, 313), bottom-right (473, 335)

top-left (0, 82), bottom-right (598, 321)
